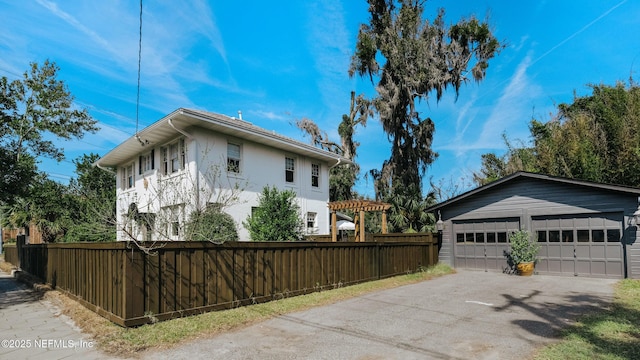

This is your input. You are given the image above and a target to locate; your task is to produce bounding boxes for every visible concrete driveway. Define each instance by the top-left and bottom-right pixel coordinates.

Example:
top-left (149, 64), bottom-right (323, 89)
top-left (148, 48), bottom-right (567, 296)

top-left (144, 270), bottom-right (617, 360)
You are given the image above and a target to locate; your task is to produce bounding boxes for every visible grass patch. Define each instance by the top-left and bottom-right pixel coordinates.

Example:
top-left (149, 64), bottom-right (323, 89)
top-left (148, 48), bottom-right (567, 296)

top-left (0, 254), bottom-right (16, 273)
top-left (534, 279), bottom-right (640, 360)
top-left (37, 262), bottom-right (454, 357)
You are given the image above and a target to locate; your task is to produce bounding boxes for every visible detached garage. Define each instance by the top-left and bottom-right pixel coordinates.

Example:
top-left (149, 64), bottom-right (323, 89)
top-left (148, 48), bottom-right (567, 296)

top-left (427, 172), bottom-right (640, 279)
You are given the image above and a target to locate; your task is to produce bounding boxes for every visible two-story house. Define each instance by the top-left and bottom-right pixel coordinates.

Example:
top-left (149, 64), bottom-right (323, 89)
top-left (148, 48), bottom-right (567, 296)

top-left (95, 108), bottom-right (351, 241)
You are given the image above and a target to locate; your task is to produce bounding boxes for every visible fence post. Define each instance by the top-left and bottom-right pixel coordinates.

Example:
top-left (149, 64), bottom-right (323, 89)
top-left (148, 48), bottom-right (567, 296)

top-left (123, 247), bottom-right (146, 323)
top-left (16, 235), bottom-right (25, 269)
top-left (376, 241), bottom-right (382, 279)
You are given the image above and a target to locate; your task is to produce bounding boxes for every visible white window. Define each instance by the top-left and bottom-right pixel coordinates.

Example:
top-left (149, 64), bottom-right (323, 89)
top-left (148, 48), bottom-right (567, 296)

top-left (227, 143), bottom-right (241, 173)
top-left (311, 163), bottom-right (320, 187)
top-left (139, 150), bottom-right (155, 174)
top-left (163, 206), bottom-right (184, 240)
top-left (121, 163), bottom-right (135, 189)
top-left (285, 157), bottom-right (295, 183)
top-left (161, 139), bottom-right (186, 175)
top-left (139, 213), bottom-right (155, 242)
top-left (122, 214), bottom-right (134, 239)
top-left (306, 212), bottom-right (317, 231)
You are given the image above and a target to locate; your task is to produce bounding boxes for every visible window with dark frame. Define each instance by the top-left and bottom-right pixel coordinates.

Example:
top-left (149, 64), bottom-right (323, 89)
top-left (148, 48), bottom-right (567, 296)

top-left (607, 229), bottom-right (621, 242)
top-left (285, 157), bottom-right (295, 183)
top-left (535, 226), bottom-right (621, 243)
top-left (562, 230), bottom-right (574, 242)
top-left (537, 231), bottom-right (547, 242)
top-left (577, 229), bottom-right (590, 242)
top-left (592, 229), bottom-right (605, 242)
top-left (171, 221), bottom-right (179, 237)
top-left (311, 163), bottom-right (319, 187)
top-left (227, 143), bottom-right (241, 173)
top-left (306, 212), bottom-right (317, 230)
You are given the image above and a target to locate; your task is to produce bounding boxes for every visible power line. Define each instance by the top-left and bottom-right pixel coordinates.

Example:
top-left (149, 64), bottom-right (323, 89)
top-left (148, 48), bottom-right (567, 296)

top-left (135, 0), bottom-right (143, 135)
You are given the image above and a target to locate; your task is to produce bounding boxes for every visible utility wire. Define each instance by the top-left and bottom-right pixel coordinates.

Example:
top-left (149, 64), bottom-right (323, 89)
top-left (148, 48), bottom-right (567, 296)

top-left (135, 0), bottom-right (143, 135)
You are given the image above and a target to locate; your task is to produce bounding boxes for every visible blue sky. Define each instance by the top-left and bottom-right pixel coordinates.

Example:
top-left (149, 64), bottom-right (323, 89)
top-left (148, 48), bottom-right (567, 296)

top-left (1, 0), bottom-right (638, 198)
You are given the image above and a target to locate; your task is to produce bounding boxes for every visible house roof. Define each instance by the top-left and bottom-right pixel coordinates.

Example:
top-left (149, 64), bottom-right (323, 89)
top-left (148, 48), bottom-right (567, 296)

top-left (96, 108), bottom-right (353, 168)
top-left (426, 171), bottom-right (640, 213)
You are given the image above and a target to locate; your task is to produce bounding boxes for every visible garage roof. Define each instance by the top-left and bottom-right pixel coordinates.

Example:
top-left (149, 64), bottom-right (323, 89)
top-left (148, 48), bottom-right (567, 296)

top-left (96, 108), bottom-right (352, 168)
top-left (427, 171), bottom-right (640, 213)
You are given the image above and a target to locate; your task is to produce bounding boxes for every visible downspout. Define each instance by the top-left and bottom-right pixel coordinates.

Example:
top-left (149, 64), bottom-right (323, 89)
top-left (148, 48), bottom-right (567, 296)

top-left (168, 117), bottom-right (200, 212)
top-left (328, 157), bottom-right (344, 238)
top-left (329, 157), bottom-right (342, 169)
top-left (168, 117), bottom-right (193, 140)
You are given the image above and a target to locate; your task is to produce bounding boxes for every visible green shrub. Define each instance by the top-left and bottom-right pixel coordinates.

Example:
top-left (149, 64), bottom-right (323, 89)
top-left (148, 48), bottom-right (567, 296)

top-left (508, 230), bottom-right (540, 264)
top-left (185, 207), bottom-right (238, 243)
top-left (243, 186), bottom-right (303, 241)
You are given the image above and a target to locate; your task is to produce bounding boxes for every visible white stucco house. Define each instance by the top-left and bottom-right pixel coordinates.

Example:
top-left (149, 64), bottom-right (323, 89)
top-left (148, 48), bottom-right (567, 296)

top-left (95, 108), bottom-right (351, 241)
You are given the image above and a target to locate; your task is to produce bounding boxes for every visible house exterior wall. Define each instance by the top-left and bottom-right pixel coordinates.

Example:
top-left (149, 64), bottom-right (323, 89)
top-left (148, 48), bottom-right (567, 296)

top-left (115, 126), bottom-right (332, 241)
top-left (437, 177), bottom-right (640, 278)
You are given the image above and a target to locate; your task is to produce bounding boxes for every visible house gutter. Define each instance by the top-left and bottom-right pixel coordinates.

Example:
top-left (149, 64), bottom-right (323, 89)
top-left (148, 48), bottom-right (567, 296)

top-left (95, 161), bottom-right (116, 174)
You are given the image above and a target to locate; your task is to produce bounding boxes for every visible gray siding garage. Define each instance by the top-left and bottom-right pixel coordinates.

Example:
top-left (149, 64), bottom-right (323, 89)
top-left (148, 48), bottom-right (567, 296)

top-left (428, 172), bottom-right (640, 279)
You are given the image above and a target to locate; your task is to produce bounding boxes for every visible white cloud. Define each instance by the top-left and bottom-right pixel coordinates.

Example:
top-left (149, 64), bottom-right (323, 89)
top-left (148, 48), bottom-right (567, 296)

top-left (439, 54), bottom-right (539, 154)
top-left (248, 110), bottom-right (288, 122)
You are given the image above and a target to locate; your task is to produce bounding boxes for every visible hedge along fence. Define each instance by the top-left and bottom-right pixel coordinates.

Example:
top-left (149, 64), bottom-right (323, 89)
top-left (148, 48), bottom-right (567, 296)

top-left (5, 233), bottom-right (438, 327)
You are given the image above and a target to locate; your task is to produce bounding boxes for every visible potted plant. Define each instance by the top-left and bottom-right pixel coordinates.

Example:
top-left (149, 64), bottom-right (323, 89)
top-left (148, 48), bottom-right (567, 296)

top-left (508, 230), bottom-right (540, 276)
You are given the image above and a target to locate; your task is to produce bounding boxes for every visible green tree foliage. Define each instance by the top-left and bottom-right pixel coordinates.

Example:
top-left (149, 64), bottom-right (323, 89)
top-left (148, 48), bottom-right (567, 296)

top-left (351, 0), bottom-right (503, 197)
top-left (1, 154), bottom-right (117, 242)
top-left (472, 134), bottom-right (537, 186)
top-left (185, 206), bottom-right (238, 243)
top-left (385, 184), bottom-right (436, 233)
top-left (65, 153), bottom-right (116, 242)
top-left (534, 82), bottom-right (640, 185)
top-left (0, 151), bottom-right (36, 204)
top-left (0, 60), bottom-right (97, 205)
top-left (297, 91), bottom-right (373, 201)
top-left (474, 82), bottom-right (640, 187)
top-left (5, 174), bottom-right (77, 243)
top-left (243, 186), bottom-right (303, 241)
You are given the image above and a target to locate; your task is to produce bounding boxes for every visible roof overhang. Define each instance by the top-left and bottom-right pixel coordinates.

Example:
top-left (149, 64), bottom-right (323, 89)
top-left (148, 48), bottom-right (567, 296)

top-left (426, 171), bottom-right (640, 213)
top-left (96, 108), bottom-right (353, 168)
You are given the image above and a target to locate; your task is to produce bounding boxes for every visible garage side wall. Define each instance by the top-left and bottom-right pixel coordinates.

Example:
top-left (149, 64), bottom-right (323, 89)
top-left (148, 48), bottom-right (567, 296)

top-left (438, 177), bottom-right (640, 278)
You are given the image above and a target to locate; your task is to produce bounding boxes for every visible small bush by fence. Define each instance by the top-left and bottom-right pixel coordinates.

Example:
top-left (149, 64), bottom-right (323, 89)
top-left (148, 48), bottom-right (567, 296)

top-left (5, 233), bottom-right (438, 327)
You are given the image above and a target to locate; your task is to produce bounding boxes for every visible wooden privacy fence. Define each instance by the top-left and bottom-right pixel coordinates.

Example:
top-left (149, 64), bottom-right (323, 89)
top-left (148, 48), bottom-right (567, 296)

top-left (3, 243), bottom-right (19, 266)
top-left (5, 233), bottom-right (438, 327)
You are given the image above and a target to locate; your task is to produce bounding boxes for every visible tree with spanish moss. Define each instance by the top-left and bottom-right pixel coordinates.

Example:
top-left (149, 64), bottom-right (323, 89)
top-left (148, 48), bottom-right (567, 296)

top-left (351, 0), bottom-right (504, 200)
top-left (296, 91), bottom-right (373, 201)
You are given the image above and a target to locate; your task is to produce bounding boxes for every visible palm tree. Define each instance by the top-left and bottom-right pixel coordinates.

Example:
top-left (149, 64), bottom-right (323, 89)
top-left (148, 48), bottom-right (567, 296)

top-left (386, 185), bottom-right (436, 233)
